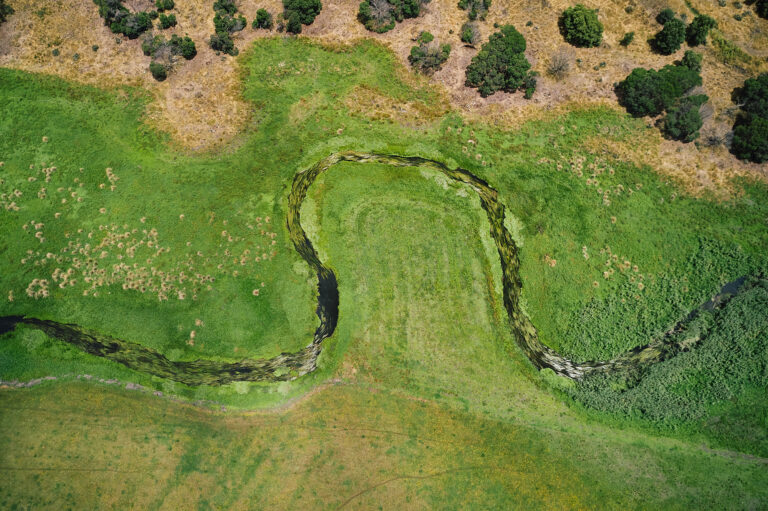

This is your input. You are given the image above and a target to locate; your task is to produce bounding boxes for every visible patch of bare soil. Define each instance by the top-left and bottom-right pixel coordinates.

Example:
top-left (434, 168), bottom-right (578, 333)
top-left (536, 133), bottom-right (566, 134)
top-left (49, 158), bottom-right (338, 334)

top-left (0, 0), bottom-right (765, 189)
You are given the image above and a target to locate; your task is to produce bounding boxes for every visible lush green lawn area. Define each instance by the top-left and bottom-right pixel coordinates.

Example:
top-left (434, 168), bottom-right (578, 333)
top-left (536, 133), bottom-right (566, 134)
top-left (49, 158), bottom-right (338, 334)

top-left (1, 37), bottom-right (767, 507)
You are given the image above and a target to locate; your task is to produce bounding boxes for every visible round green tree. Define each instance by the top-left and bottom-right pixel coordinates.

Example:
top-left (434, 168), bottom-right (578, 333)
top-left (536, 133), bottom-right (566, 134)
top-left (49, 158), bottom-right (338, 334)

top-left (558, 4), bottom-right (603, 48)
top-left (732, 117), bottom-right (768, 163)
top-left (652, 18), bottom-right (686, 55)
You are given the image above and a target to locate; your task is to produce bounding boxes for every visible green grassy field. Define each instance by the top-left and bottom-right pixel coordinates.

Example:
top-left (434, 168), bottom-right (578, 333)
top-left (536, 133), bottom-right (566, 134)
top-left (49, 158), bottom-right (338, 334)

top-left (1, 37), bottom-right (767, 508)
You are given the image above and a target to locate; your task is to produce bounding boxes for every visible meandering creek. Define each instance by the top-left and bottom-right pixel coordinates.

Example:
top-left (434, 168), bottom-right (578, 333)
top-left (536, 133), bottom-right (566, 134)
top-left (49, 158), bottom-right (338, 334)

top-left (0, 152), bottom-right (751, 385)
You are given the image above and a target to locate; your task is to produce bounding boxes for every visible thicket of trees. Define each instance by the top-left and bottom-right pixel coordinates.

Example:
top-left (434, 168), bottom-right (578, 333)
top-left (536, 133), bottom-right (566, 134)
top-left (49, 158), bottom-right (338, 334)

top-left (358, 0), bottom-right (423, 33)
top-left (558, 4), bottom-right (603, 48)
top-left (616, 52), bottom-right (707, 143)
top-left (209, 0), bottom-right (246, 55)
top-left (284, 0), bottom-right (322, 32)
top-left (731, 73), bottom-right (768, 162)
top-left (408, 31), bottom-right (451, 74)
top-left (93, 0), bottom-right (154, 39)
top-left (0, 0), bottom-right (14, 24)
top-left (465, 25), bottom-right (536, 98)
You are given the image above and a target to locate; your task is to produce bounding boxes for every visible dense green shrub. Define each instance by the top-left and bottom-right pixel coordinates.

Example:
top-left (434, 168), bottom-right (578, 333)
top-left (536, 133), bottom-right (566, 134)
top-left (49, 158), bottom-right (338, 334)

top-left (155, 0), bottom-right (174, 12)
top-left (686, 14), bottom-right (717, 46)
top-left (662, 94), bottom-right (708, 142)
top-left (357, 0), bottom-right (421, 33)
top-left (149, 61), bottom-right (168, 81)
top-left (465, 25), bottom-right (534, 98)
top-left (159, 13), bottom-right (177, 28)
top-left (213, 0), bottom-right (237, 15)
top-left (93, 0), bottom-right (156, 39)
top-left (210, 32), bottom-right (237, 54)
top-left (0, 0), bottom-right (14, 24)
top-left (460, 22), bottom-right (480, 44)
top-left (756, 0), bottom-right (768, 18)
top-left (408, 32), bottom-right (451, 74)
top-left (655, 7), bottom-right (675, 25)
top-left (253, 8), bottom-right (273, 29)
top-left (651, 17), bottom-right (686, 54)
top-left (732, 73), bottom-right (768, 119)
top-left (680, 50), bottom-right (702, 72)
top-left (285, 11), bottom-right (302, 33)
top-left (522, 72), bottom-right (538, 99)
top-left (731, 73), bottom-right (768, 162)
top-left (732, 117), bottom-right (768, 162)
top-left (619, 31), bottom-right (634, 46)
top-left (616, 63), bottom-right (702, 117)
top-left (458, 0), bottom-right (491, 21)
top-left (283, 0), bottom-right (322, 25)
top-left (558, 4), bottom-right (603, 48)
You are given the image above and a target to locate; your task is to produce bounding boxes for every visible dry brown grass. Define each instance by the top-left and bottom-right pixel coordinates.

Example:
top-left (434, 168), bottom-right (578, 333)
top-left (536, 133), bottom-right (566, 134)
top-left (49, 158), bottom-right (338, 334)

top-left (0, 0), bottom-right (765, 187)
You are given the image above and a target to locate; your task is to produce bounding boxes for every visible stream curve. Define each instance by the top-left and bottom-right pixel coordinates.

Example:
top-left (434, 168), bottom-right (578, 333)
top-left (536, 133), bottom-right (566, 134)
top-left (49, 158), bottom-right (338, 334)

top-left (0, 151), bottom-right (747, 385)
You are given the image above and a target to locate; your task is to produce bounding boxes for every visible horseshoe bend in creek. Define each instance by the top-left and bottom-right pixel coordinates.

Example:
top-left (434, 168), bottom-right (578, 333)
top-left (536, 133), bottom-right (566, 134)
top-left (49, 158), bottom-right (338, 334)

top-left (0, 151), bottom-right (745, 386)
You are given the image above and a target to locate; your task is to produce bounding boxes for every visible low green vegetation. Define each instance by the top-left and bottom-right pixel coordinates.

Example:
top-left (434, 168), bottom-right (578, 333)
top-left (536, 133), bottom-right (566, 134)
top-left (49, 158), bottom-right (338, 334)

top-left (408, 31), bottom-right (451, 74)
top-left (558, 4), bottom-right (603, 48)
top-left (464, 25), bottom-right (536, 98)
top-left (731, 73), bottom-right (768, 162)
top-left (155, 0), bottom-right (175, 11)
top-left (357, 0), bottom-right (422, 33)
top-left (1, 37), bottom-right (768, 507)
top-left (158, 12), bottom-right (177, 29)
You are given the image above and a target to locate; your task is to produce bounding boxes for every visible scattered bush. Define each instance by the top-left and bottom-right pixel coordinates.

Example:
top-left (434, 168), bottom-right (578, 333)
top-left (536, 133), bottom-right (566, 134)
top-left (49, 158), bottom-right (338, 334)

top-left (651, 17), bottom-right (686, 54)
top-left (547, 48), bottom-right (572, 79)
top-left (619, 31), bottom-right (634, 46)
top-left (52, 48), bottom-right (60, 57)
top-left (465, 25), bottom-right (535, 98)
top-left (143, 33), bottom-right (197, 61)
top-left (408, 32), bottom-right (451, 74)
top-left (253, 8), bottom-right (273, 29)
top-left (0, 0), bottom-right (14, 24)
top-left (616, 63), bottom-right (702, 117)
top-left (458, 0), bottom-right (492, 21)
top-left (681, 50), bottom-right (702, 72)
top-left (357, 0), bottom-right (421, 33)
top-left (159, 13), bottom-right (177, 28)
top-left (686, 14), bottom-right (717, 46)
top-left (655, 8), bottom-right (675, 25)
top-left (558, 4), bottom-right (603, 48)
top-left (149, 61), bottom-right (168, 81)
top-left (155, 0), bottom-right (174, 11)
top-left (460, 22), bottom-right (480, 44)
top-left (662, 94), bottom-right (708, 142)
top-left (522, 71), bottom-right (538, 99)
top-left (284, 0), bottom-right (322, 25)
